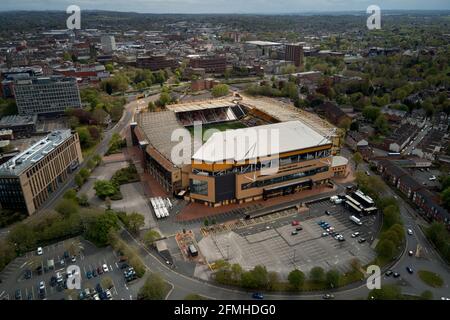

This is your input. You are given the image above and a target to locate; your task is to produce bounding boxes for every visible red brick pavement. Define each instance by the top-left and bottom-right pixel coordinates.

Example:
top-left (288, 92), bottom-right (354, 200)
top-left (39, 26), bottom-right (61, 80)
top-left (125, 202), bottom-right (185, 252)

top-left (176, 185), bottom-right (336, 222)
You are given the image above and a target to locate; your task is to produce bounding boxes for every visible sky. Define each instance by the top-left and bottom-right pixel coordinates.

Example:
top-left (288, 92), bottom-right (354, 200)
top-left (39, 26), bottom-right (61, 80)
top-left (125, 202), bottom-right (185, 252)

top-left (1, 0), bottom-right (449, 14)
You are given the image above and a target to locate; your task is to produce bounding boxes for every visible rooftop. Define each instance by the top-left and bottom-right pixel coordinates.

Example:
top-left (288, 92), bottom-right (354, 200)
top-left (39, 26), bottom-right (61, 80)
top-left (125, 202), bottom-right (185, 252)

top-left (332, 156), bottom-right (349, 167)
top-left (0, 114), bottom-right (38, 127)
top-left (0, 130), bottom-right (72, 176)
top-left (246, 41), bottom-right (282, 46)
top-left (193, 121), bottom-right (331, 163)
top-left (166, 99), bottom-right (237, 113)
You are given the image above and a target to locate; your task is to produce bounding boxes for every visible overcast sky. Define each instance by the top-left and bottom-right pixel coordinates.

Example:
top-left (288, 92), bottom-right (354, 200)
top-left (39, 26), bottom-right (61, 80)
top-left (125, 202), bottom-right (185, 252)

top-left (1, 0), bottom-right (449, 13)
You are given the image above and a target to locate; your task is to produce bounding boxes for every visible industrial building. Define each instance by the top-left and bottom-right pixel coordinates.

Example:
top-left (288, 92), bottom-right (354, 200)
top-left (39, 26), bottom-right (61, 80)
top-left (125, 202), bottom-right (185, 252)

top-left (0, 130), bottom-right (83, 215)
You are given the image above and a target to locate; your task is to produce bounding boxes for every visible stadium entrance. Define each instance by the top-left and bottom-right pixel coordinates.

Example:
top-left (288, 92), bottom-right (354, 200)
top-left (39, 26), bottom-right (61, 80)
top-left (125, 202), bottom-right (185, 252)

top-left (263, 179), bottom-right (312, 200)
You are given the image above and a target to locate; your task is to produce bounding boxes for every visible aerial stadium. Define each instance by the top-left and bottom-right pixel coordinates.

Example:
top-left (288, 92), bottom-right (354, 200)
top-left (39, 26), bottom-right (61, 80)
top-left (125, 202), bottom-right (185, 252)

top-left (131, 96), bottom-right (345, 207)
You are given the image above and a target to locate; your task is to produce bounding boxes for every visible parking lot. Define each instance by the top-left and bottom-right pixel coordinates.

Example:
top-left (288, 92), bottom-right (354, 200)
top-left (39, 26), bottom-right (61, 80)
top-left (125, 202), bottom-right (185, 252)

top-left (198, 198), bottom-right (379, 278)
top-left (0, 238), bottom-right (142, 300)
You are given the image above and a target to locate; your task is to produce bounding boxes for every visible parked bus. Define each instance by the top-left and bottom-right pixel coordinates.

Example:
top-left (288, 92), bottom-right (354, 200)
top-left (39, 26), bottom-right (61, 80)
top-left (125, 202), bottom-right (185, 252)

top-left (363, 207), bottom-right (378, 215)
top-left (345, 200), bottom-right (362, 215)
top-left (345, 195), bottom-right (361, 208)
top-left (352, 190), bottom-right (375, 208)
top-left (349, 215), bottom-right (363, 226)
top-left (188, 244), bottom-right (198, 257)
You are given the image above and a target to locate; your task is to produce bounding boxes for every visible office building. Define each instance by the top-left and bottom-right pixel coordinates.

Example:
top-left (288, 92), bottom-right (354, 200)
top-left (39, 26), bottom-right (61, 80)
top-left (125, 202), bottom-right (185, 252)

top-left (188, 55), bottom-right (227, 74)
top-left (285, 44), bottom-right (304, 67)
top-left (14, 76), bottom-right (82, 116)
top-left (101, 35), bottom-right (116, 54)
top-left (0, 130), bottom-right (83, 215)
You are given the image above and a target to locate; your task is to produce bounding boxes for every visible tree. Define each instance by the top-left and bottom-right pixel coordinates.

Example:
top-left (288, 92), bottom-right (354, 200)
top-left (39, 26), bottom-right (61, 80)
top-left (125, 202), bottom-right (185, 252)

top-left (349, 121), bottom-right (359, 131)
top-left (362, 106), bottom-right (381, 122)
top-left (138, 273), bottom-right (168, 300)
top-left (241, 265), bottom-right (269, 289)
top-left (231, 263), bottom-right (243, 282)
top-left (267, 271), bottom-right (280, 290)
top-left (0, 240), bottom-right (16, 271)
top-left (288, 269), bottom-right (305, 290)
top-left (76, 127), bottom-right (93, 149)
top-left (374, 114), bottom-right (389, 135)
top-left (376, 239), bottom-right (396, 260)
top-left (442, 187), bottom-right (450, 210)
top-left (368, 284), bottom-right (402, 300)
top-left (8, 224), bottom-right (37, 254)
top-left (126, 213), bottom-right (145, 235)
top-left (55, 198), bottom-right (79, 216)
top-left (147, 101), bottom-right (156, 112)
top-left (383, 205), bottom-right (402, 229)
top-left (63, 189), bottom-right (78, 200)
top-left (211, 84), bottom-right (230, 98)
top-left (78, 193), bottom-right (89, 207)
top-left (143, 230), bottom-right (161, 247)
top-left (309, 267), bottom-right (325, 283)
top-left (326, 269), bottom-right (341, 289)
top-left (352, 152), bottom-right (363, 170)
top-left (94, 180), bottom-right (119, 200)
top-left (85, 211), bottom-right (119, 246)
top-left (75, 173), bottom-right (84, 188)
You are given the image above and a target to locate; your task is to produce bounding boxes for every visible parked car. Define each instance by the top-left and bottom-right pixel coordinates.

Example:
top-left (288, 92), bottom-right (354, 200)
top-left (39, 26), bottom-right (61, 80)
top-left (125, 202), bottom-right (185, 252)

top-left (406, 267), bottom-right (414, 274)
top-left (407, 229), bottom-right (413, 236)
top-left (24, 269), bottom-right (32, 280)
top-left (325, 210), bottom-right (331, 215)
top-left (96, 283), bottom-right (103, 294)
top-left (63, 251), bottom-right (70, 259)
top-left (71, 256), bottom-right (77, 263)
top-left (291, 231), bottom-right (298, 236)
top-left (97, 267), bottom-right (103, 275)
top-left (295, 227), bottom-right (303, 231)
top-left (86, 271), bottom-right (93, 279)
top-left (351, 232), bottom-right (360, 238)
top-left (408, 250), bottom-right (414, 256)
top-left (15, 289), bottom-right (22, 300)
top-left (92, 269), bottom-right (97, 277)
top-left (120, 263), bottom-right (129, 270)
top-left (36, 247), bottom-right (43, 255)
top-left (60, 259), bottom-right (65, 267)
top-left (102, 264), bottom-right (109, 273)
top-left (358, 238), bottom-right (366, 244)
top-left (385, 270), bottom-right (393, 277)
top-left (291, 220), bottom-right (300, 226)
top-left (50, 276), bottom-right (57, 287)
top-left (321, 232), bottom-right (329, 237)
top-left (39, 281), bottom-right (45, 291)
top-left (393, 272), bottom-right (400, 278)
top-left (252, 292), bottom-right (264, 300)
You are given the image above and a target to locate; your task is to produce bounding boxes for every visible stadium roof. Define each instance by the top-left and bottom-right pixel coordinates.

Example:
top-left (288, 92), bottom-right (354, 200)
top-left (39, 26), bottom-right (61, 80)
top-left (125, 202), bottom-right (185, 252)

top-left (192, 121), bottom-right (331, 163)
top-left (137, 111), bottom-right (201, 167)
top-left (166, 99), bottom-right (237, 113)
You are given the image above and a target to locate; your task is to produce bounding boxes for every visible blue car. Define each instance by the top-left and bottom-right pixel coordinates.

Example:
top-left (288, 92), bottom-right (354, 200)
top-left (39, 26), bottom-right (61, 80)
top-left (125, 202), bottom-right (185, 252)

top-left (86, 271), bottom-right (92, 279)
top-left (252, 293), bottom-right (264, 300)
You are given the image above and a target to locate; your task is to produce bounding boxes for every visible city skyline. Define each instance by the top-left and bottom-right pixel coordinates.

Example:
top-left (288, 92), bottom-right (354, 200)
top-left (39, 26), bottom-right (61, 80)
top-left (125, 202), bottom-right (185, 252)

top-left (1, 0), bottom-right (450, 14)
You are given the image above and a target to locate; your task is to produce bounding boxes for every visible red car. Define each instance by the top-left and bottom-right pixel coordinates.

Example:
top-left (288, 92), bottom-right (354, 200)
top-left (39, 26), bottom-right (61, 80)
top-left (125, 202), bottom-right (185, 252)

top-left (97, 267), bottom-right (103, 275)
top-left (291, 220), bottom-right (300, 226)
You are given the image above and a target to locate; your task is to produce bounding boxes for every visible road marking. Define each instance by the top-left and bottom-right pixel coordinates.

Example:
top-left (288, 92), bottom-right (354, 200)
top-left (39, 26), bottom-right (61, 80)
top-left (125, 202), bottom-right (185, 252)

top-left (20, 262), bottom-right (27, 269)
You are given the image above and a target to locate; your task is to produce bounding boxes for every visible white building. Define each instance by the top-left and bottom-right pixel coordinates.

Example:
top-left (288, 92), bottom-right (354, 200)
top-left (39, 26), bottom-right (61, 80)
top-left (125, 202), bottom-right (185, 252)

top-left (101, 35), bottom-right (117, 54)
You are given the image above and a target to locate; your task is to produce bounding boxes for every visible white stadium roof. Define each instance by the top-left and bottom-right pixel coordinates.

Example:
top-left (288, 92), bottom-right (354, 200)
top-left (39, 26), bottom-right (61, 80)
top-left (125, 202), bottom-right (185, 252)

top-left (192, 121), bottom-right (331, 163)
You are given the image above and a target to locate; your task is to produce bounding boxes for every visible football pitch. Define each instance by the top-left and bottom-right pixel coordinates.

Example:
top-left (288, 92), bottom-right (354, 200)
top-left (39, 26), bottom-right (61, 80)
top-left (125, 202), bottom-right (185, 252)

top-left (187, 121), bottom-right (247, 142)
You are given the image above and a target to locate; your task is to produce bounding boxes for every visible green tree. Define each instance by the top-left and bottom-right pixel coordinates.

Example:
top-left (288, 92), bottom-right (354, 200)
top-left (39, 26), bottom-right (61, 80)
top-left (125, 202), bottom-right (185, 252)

top-left (147, 101), bottom-right (156, 112)
top-left (126, 213), bottom-right (145, 235)
top-left (241, 265), bottom-right (269, 289)
top-left (362, 106), bottom-right (381, 122)
top-left (352, 152), bottom-right (363, 170)
top-left (78, 193), bottom-right (89, 207)
top-left (75, 173), bottom-right (84, 188)
top-left (8, 224), bottom-right (37, 253)
top-left (288, 269), bottom-right (305, 290)
top-left (326, 269), bottom-right (341, 289)
top-left (309, 266), bottom-right (325, 283)
top-left (143, 230), bottom-right (161, 247)
top-left (267, 271), bottom-right (280, 290)
top-left (368, 284), bottom-right (402, 300)
top-left (85, 211), bottom-right (119, 246)
top-left (76, 127), bottom-right (93, 149)
top-left (442, 187), bottom-right (450, 210)
top-left (137, 273), bottom-right (168, 300)
top-left (376, 239), bottom-right (396, 260)
top-left (374, 114), bottom-right (389, 134)
top-left (94, 180), bottom-right (119, 200)
top-left (211, 84), bottom-right (230, 98)
top-left (55, 198), bottom-right (79, 216)
top-left (63, 189), bottom-right (78, 200)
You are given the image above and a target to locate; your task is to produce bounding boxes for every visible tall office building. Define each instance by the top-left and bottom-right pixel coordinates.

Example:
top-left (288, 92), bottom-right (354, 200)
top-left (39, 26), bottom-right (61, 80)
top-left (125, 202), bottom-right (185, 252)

top-left (0, 130), bottom-right (83, 215)
top-left (14, 76), bottom-right (82, 116)
top-left (285, 44), bottom-right (304, 68)
top-left (101, 35), bottom-right (117, 54)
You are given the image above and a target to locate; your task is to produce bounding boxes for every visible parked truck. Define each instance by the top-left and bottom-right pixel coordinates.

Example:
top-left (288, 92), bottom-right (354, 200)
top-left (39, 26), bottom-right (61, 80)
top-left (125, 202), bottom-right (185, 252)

top-left (349, 215), bottom-right (363, 226)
